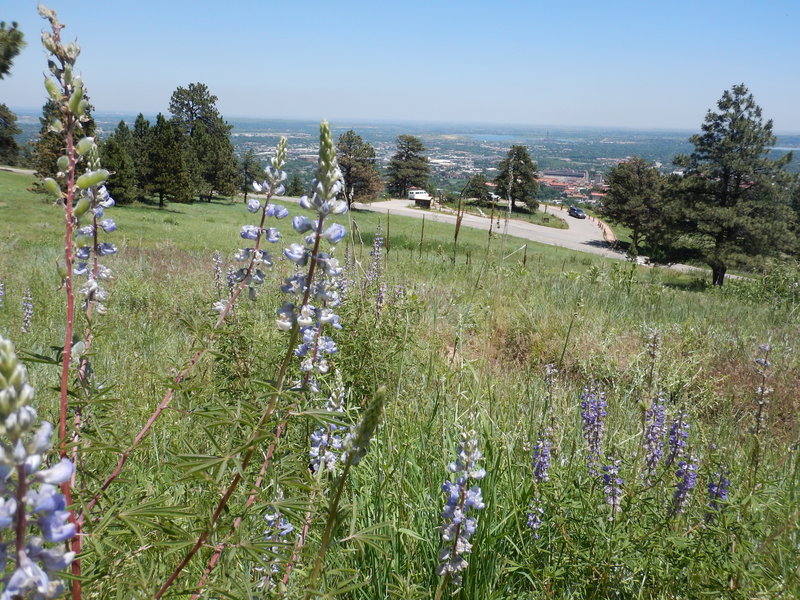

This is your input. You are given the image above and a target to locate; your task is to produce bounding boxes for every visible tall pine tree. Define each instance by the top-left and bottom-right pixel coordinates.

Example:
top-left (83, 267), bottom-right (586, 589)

top-left (386, 135), bottom-right (429, 198)
top-left (101, 121), bottom-right (138, 204)
top-left (673, 84), bottom-right (795, 285)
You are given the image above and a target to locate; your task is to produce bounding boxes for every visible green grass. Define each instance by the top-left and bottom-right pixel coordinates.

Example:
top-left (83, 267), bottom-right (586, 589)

top-left (1, 169), bottom-right (798, 599)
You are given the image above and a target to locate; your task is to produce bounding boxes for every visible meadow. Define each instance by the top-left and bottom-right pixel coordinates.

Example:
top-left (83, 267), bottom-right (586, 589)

top-left (1, 159), bottom-right (798, 599)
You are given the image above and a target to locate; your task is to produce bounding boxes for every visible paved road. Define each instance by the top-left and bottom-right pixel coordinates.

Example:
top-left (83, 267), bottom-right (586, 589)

top-left (355, 199), bottom-right (627, 260)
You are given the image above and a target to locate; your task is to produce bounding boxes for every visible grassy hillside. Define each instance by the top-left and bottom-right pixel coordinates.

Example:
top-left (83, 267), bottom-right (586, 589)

top-left (0, 168), bottom-right (797, 599)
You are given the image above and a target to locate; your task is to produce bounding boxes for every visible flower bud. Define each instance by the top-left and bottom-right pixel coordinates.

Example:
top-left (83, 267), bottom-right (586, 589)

top-left (76, 169), bottom-right (109, 190)
top-left (43, 178), bottom-right (61, 198)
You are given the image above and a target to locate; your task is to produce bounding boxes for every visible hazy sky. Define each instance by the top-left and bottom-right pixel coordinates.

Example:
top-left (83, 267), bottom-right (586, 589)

top-left (2, 0), bottom-right (799, 132)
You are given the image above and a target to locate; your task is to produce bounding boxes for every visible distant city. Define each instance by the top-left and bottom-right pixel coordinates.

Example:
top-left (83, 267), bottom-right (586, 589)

top-left (11, 108), bottom-right (800, 200)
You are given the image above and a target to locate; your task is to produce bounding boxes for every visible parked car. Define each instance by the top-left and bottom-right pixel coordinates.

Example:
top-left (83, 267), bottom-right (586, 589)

top-left (568, 206), bottom-right (587, 219)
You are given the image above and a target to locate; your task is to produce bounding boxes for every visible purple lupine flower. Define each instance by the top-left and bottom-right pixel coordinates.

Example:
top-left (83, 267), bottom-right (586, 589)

top-left (753, 344), bottom-right (773, 436)
top-left (437, 431), bottom-right (486, 586)
top-left (601, 456), bottom-right (623, 519)
top-left (526, 502), bottom-right (544, 538)
top-left (99, 218), bottom-right (116, 233)
top-left (580, 385), bottom-right (607, 476)
top-left (292, 215), bottom-right (313, 233)
top-left (240, 225), bottom-right (260, 240)
top-left (642, 396), bottom-right (666, 484)
top-left (212, 251), bottom-right (223, 295)
top-left (367, 224), bottom-right (384, 285)
top-left (97, 242), bottom-right (117, 256)
top-left (21, 289), bottom-right (33, 334)
top-left (707, 470), bottom-right (731, 515)
top-left (247, 197), bottom-right (261, 213)
top-left (672, 455), bottom-right (698, 515)
top-left (0, 280), bottom-right (4, 308)
top-left (533, 438), bottom-right (551, 484)
top-left (0, 336), bottom-right (76, 598)
top-left (665, 411), bottom-right (689, 468)
top-left (309, 374), bottom-right (347, 474)
top-left (255, 491), bottom-right (294, 591)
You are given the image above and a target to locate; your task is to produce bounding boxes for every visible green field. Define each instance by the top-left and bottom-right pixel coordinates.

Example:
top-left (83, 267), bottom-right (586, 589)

top-left (1, 168), bottom-right (798, 599)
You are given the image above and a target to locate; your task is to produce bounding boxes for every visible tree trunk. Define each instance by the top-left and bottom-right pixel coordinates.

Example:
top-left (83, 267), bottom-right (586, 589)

top-left (159, 192), bottom-right (164, 210)
top-left (711, 264), bottom-right (727, 286)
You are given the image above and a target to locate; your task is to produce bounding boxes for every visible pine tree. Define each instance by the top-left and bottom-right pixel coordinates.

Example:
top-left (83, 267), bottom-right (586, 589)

top-left (238, 149), bottom-right (265, 202)
top-left (169, 82), bottom-right (237, 200)
top-left (337, 130), bottom-right (383, 206)
top-left (131, 113), bottom-right (152, 200)
top-left (386, 135), bottom-right (429, 198)
top-left (494, 145), bottom-right (539, 211)
top-left (601, 157), bottom-right (664, 256)
top-left (101, 121), bottom-right (138, 204)
top-left (673, 84), bottom-right (795, 285)
top-left (0, 104), bottom-right (21, 166)
top-left (148, 114), bottom-right (194, 208)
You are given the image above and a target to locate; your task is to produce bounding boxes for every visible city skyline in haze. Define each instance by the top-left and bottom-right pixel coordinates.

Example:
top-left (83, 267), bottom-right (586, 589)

top-left (2, 0), bottom-right (799, 133)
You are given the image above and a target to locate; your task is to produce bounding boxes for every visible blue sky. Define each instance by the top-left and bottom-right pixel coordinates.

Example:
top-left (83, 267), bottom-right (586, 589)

top-left (2, 0), bottom-right (799, 131)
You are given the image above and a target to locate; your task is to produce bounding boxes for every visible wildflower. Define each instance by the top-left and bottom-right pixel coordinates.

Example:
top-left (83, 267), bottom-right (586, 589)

top-left (341, 387), bottom-right (385, 467)
top-left (665, 411), bottom-right (689, 467)
top-left (309, 373), bottom-right (347, 474)
top-left (580, 385), bottom-right (606, 476)
top-left (0, 280), bottom-right (5, 307)
top-left (527, 433), bottom-right (551, 538)
top-left (707, 469), bottom-right (730, 514)
top-left (212, 251), bottom-right (223, 295)
top-left (642, 395), bottom-right (666, 484)
top-left (601, 456), bottom-right (623, 519)
top-left (366, 224), bottom-right (384, 285)
top-left (0, 335), bottom-right (76, 598)
top-left (437, 430), bottom-right (485, 586)
top-left (672, 455), bottom-right (698, 515)
top-left (255, 492), bottom-right (294, 590)
top-left (21, 289), bottom-right (33, 334)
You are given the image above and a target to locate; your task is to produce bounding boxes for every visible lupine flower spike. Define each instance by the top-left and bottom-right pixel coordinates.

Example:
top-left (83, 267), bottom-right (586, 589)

top-left (665, 411), bottom-right (689, 468)
top-left (21, 289), bottom-right (33, 334)
top-left (580, 385), bottom-right (606, 476)
top-left (672, 454), bottom-right (698, 515)
top-left (642, 395), bottom-right (666, 484)
top-left (0, 335), bottom-right (76, 598)
top-left (527, 434), bottom-right (551, 538)
top-left (706, 469), bottom-right (731, 520)
top-left (602, 456), bottom-right (624, 519)
top-left (437, 430), bottom-right (486, 589)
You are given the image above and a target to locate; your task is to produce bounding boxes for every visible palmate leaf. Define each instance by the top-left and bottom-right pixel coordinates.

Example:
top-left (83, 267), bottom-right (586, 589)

top-left (95, 498), bottom-right (195, 545)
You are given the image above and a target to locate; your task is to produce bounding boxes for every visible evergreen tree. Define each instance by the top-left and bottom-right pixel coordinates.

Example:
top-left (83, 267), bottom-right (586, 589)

top-left (131, 114), bottom-right (152, 200)
top-left (238, 149), bottom-right (265, 202)
top-left (169, 82), bottom-right (237, 200)
top-left (101, 121), bottom-right (138, 204)
top-left (386, 135), bottom-right (429, 198)
top-left (148, 114), bottom-right (194, 208)
top-left (336, 130), bottom-right (383, 206)
top-left (0, 21), bottom-right (24, 79)
top-left (0, 23), bottom-right (24, 166)
top-left (287, 173), bottom-right (306, 197)
top-left (601, 157), bottom-right (664, 256)
top-left (494, 145), bottom-right (539, 211)
top-left (462, 173), bottom-right (492, 205)
top-left (672, 84), bottom-right (795, 285)
top-left (0, 104), bottom-right (21, 166)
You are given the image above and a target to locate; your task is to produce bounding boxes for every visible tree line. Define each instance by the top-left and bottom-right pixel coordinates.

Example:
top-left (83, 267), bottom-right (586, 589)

top-left (600, 84), bottom-right (799, 285)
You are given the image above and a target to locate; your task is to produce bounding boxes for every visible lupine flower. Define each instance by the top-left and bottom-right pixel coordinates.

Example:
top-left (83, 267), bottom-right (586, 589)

top-left (70, 147), bottom-right (118, 317)
top-left (309, 372), bottom-right (348, 474)
top-left (601, 456), bottom-right (623, 519)
top-left (212, 251), bottom-right (224, 295)
top-left (527, 434), bottom-right (551, 538)
top-left (665, 411), bottom-right (689, 468)
top-left (753, 344), bottom-right (772, 436)
top-left (340, 387), bottom-right (385, 467)
top-left (216, 139), bottom-right (290, 305)
top-left (277, 122), bottom-right (348, 378)
top-left (707, 470), bottom-right (731, 516)
top-left (255, 492), bottom-right (294, 590)
top-left (21, 289), bottom-right (33, 334)
top-left (580, 385), bottom-right (606, 476)
top-left (437, 430), bottom-right (486, 586)
top-left (366, 224), bottom-right (384, 285)
top-left (672, 455), bottom-right (698, 515)
top-left (0, 281), bottom-right (5, 308)
top-left (642, 396), bottom-right (666, 484)
top-left (0, 336), bottom-right (76, 598)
